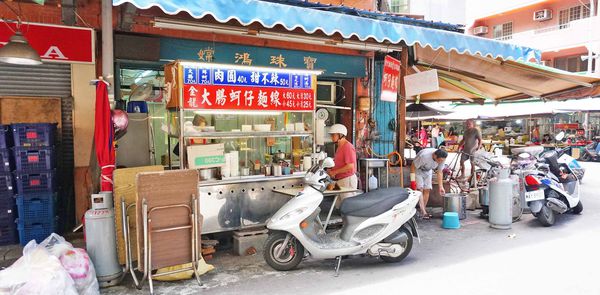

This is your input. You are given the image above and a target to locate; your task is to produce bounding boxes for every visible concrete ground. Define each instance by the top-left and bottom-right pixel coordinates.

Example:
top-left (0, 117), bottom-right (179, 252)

top-left (100, 162), bottom-right (600, 295)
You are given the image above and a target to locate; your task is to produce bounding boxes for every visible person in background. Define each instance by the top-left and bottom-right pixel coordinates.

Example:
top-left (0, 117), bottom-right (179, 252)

top-left (410, 148), bottom-right (448, 219)
top-left (448, 126), bottom-right (456, 137)
top-left (327, 124), bottom-right (358, 206)
top-left (532, 125), bottom-right (541, 144)
top-left (419, 126), bottom-right (428, 147)
top-left (431, 124), bottom-right (440, 149)
top-left (498, 127), bottom-right (506, 139)
top-left (458, 119), bottom-right (483, 183)
top-left (437, 127), bottom-right (446, 148)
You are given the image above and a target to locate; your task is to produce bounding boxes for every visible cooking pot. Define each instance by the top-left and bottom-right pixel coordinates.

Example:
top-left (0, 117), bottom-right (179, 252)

top-left (199, 168), bottom-right (218, 181)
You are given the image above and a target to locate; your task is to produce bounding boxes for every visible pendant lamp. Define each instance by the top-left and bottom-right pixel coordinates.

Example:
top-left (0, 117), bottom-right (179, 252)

top-left (0, 29), bottom-right (42, 65)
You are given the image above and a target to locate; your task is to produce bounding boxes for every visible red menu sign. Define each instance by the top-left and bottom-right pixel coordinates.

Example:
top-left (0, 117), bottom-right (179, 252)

top-left (0, 21), bottom-right (95, 64)
top-left (381, 55), bottom-right (400, 102)
top-left (181, 64), bottom-right (316, 111)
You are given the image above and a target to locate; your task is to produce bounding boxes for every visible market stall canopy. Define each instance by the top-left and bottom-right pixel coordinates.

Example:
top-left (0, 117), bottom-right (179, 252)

top-left (113, 0), bottom-right (540, 61)
top-left (409, 98), bottom-right (600, 121)
top-left (413, 47), bottom-right (600, 103)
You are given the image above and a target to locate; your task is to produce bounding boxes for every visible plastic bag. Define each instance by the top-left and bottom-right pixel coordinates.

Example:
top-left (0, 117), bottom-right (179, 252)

top-left (0, 239), bottom-right (78, 295)
top-left (39, 234), bottom-right (100, 295)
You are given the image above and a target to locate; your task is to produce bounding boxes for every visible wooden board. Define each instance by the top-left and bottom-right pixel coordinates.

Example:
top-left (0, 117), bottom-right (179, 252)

top-left (113, 165), bottom-right (164, 265)
top-left (0, 97), bottom-right (62, 127)
top-left (136, 169), bottom-right (200, 271)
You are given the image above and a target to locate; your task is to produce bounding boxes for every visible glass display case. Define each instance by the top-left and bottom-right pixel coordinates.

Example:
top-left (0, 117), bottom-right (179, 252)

top-left (168, 109), bottom-right (315, 181)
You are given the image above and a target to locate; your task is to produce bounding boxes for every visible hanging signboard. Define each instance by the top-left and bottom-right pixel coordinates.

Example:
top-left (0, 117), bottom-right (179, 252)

top-left (178, 62), bottom-right (318, 111)
top-left (381, 55), bottom-right (400, 102)
top-left (0, 21), bottom-right (95, 64)
top-left (554, 123), bottom-right (579, 130)
top-left (404, 69), bottom-right (439, 97)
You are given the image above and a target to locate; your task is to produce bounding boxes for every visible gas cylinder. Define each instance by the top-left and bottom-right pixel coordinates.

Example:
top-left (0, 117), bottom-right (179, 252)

top-left (489, 168), bottom-right (514, 229)
top-left (84, 192), bottom-right (122, 287)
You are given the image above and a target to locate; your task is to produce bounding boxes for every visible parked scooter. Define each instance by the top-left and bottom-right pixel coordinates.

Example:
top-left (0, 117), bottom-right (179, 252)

top-left (264, 158), bottom-right (420, 274)
top-left (519, 142), bottom-right (583, 227)
top-left (581, 136), bottom-right (600, 162)
top-left (549, 132), bottom-right (585, 181)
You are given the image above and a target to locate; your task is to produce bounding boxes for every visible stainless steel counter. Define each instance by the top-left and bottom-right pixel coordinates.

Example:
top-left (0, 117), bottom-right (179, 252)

top-left (198, 175), bottom-right (306, 233)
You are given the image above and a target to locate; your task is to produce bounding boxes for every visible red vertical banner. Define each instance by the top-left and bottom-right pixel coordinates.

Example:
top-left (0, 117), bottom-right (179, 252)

top-left (381, 55), bottom-right (400, 102)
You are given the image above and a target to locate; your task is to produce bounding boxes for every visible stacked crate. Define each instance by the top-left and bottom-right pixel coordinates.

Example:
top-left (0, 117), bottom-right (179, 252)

top-left (0, 125), bottom-right (17, 246)
top-left (12, 123), bottom-right (57, 246)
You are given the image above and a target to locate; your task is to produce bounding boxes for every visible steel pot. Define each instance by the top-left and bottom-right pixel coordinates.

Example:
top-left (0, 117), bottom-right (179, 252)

top-left (199, 168), bottom-right (218, 181)
top-left (241, 167), bottom-right (250, 176)
top-left (479, 187), bottom-right (490, 207)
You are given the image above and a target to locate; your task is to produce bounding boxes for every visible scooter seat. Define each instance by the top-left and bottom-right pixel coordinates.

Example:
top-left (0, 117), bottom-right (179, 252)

top-left (340, 187), bottom-right (409, 217)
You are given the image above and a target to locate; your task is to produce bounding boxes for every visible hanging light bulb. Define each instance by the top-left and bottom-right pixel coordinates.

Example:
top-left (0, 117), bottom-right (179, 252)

top-left (0, 29), bottom-right (42, 65)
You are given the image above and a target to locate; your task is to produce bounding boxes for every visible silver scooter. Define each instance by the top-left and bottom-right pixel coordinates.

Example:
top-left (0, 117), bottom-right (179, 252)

top-left (264, 158), bottom-right (421, 275)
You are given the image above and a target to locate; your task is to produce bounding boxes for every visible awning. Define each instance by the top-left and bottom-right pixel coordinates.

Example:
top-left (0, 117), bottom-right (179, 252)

top-left (113, 0), bottom-right (540, 61)
top-left (410, 98), bottom-right (600, 121)
top-left (413, 47), bottom-right (600, 103)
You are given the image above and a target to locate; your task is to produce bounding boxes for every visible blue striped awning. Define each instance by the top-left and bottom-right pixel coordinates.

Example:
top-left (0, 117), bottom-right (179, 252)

top-left (113, 0), bottom-right (541, 62)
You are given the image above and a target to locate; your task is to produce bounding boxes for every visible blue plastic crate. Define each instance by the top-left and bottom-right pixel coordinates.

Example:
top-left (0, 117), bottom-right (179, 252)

top-left (0, 149), bottom-right (12, 172)
top-left (0, 125), bottom-right (10, 149)
top-left (0, 223), bottom-right (18, 246)
top-left (17, 219), bottom-right (54, 246)
top-left (13, 147), bottom-right (54, 171)
top-left (13, 171), bottom-right (55, 194)
top-left (0, 172), bottom-right (14, 195)
top-left (16, 194), bottom-right (54, 224)
top-left (11, 123), bottom-right (56, 147)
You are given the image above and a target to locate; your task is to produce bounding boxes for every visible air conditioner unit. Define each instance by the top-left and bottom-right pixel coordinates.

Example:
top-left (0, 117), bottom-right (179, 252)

top-left (473, 26), bottom-right (488, 35)
top-left (533, 9), bottom-right (552, 21)
top-left (540, 60), bottom-right (550, 66)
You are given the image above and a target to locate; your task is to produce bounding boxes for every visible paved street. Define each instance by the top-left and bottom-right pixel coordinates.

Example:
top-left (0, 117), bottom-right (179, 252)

top-left (104, 162), bottom-right (600, 295)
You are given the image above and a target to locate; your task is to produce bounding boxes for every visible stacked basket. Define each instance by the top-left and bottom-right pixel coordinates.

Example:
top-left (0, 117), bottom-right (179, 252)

top-left (0, 125), bottom-right (17, 246)
top-left (12, 123), bottom-right (57, 246)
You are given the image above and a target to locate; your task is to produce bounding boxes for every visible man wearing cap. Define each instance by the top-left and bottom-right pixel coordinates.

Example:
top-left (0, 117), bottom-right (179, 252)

top-left (327, 124), bottom-right (358, 205)
top-left (410, 148), bottom-right (448, 219)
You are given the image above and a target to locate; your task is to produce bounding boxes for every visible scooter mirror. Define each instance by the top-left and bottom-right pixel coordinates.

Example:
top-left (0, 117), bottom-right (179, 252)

top-left (322, 157), bottom-right (335, 168)
top-left (555, 131), bottom-right (565, 142)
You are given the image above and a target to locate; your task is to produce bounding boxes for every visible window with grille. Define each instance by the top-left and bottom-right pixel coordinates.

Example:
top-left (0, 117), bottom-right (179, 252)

top-left (389, 0), bottom-right (410, 13)
top-left (554, 56), bottom-right (588, 73)
top-left (559, 4), bottom-right (591, 29)
top-left (493, 22), bottom-right (513, 40)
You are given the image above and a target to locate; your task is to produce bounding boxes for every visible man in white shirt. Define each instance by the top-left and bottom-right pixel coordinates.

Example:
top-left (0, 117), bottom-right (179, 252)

top-left (410, 148), bottom-right (448, 219)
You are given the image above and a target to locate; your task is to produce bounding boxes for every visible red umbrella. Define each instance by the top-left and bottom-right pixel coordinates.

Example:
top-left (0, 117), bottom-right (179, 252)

top-left (94, 80), bottom-right (115, 191)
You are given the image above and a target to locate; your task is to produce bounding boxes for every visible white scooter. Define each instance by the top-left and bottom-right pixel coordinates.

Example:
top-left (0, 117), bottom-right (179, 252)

top-left (264, 158), bottom-right (421, 274)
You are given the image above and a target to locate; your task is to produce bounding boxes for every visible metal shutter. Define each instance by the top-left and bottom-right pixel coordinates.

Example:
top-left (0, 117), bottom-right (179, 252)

top-left (0, 63), bottom-right (71, 97)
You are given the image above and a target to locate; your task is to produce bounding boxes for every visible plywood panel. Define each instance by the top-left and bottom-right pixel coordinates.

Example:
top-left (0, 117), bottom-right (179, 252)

top-left (0, 96), bottom-right (62, 126)
top-left (136, 169), bottom-right (199, 271)
top-left (113, 165), bottom-right (164, 265)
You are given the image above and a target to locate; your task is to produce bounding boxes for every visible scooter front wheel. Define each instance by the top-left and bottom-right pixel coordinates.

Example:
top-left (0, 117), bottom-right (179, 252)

top-left (264, 231), bottom-right (305, 271)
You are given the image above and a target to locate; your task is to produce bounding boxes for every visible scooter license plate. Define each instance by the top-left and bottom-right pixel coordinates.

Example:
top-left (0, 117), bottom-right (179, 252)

top-left (525, 190), bottom-right (545, 202)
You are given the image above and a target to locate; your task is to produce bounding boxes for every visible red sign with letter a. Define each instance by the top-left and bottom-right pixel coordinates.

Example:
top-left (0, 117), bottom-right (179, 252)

top-left (0, 21), bottom-right (95, 64)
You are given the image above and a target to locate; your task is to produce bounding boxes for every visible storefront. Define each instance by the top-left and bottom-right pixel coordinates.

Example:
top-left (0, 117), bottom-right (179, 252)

top-left (112, 35), bottom-right (367, 232)
top-left (0, 21), bottom-right (96, 230)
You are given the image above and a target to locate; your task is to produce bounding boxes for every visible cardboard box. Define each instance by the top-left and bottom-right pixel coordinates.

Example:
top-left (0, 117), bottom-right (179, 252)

top-left (187, 143), bottom-right (225, 169)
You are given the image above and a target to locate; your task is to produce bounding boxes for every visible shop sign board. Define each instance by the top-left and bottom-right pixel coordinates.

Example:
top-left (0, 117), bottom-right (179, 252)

top-left (181, 63), bottom-right (317, 111)
top-left (404, 69), bottom-right (439, 97)
top-left (381, 55), bottom-right (400, 102)
top-left (0, 21), bottom-right (95, 64)
top-left (554, 123), bottom-right (579, 130)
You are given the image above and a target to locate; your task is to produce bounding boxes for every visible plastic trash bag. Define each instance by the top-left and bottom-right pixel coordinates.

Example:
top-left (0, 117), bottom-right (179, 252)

top-left (38, 234), bottom-right (100, 295)
top-left (0, 239), bottom-right (78, 295)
